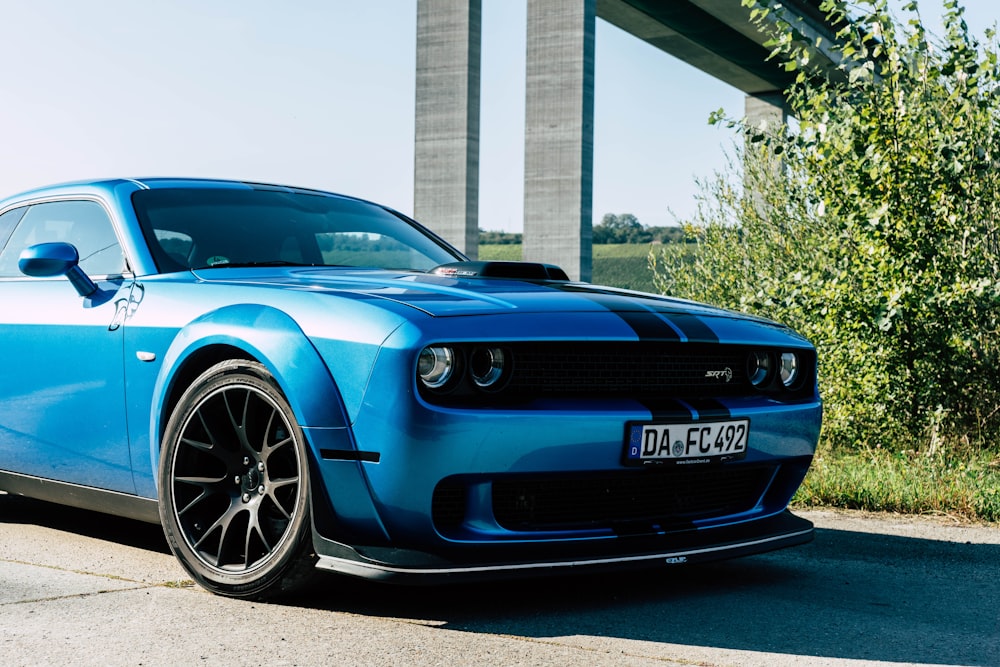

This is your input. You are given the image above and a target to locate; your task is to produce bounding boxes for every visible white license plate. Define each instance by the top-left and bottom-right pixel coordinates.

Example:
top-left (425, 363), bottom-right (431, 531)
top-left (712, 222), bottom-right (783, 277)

top-left (625, 419), bottom-right (749, 465)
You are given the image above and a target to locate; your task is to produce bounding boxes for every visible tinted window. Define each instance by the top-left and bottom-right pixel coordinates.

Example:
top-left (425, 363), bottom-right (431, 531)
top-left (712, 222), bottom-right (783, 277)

top-left (0, 200), bottom-right (126, 278)
top-left (132, 188), bottom-right (461, 272)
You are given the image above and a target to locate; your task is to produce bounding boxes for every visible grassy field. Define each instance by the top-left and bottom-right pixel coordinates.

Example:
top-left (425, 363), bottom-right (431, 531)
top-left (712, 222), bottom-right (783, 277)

top-left (480, 243), bottom-right (660, 292)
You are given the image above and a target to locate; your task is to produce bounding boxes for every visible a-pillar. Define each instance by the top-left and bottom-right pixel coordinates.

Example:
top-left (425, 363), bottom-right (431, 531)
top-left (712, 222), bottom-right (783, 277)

top-left (414, 0), bottom-right (481, 258)
top-left (523, 0), bottom-right (596, 281)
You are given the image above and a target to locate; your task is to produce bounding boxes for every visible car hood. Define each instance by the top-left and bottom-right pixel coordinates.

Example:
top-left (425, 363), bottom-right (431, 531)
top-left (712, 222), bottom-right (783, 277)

top-left (191, 266), bottom-right (772, 324)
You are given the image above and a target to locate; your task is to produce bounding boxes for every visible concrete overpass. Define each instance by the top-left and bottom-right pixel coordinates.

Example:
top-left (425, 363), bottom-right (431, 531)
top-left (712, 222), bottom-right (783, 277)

top-left (414, 0), bottom-right (841, 280)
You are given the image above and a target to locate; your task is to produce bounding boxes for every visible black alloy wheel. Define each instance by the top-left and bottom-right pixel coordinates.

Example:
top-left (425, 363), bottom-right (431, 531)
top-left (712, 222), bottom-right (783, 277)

top-left (159, 359), bottom-right (314, 598)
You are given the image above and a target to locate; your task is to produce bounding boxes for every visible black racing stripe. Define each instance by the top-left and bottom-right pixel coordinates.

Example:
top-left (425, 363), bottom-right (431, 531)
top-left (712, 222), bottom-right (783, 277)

top-left (660, 312), bottom-right (719, 343)
top-left (639, 398), bottom-right (695, 421)
top-left (617, 310), bottom-right (682, 341)
top-left (555, 288), bottom-right (682, 341)
top-left (684, 398), bottom-right (732, 420)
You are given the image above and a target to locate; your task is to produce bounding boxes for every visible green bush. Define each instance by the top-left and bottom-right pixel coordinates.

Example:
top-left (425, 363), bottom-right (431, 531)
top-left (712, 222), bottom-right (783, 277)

top-left (652, 0), bottom-right (1000, 454)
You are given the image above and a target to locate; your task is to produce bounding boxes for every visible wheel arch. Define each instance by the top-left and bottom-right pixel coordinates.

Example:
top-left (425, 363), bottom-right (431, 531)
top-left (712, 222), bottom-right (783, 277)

top-left (158, 343), bottom-right (255, 429)
top-left (150, 305), bottom-right (352, 480)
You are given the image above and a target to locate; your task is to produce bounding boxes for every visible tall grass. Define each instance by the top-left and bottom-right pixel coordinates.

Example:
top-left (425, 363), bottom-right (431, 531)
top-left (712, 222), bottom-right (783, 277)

top-left (795, 448), bottom-right (1000, 523)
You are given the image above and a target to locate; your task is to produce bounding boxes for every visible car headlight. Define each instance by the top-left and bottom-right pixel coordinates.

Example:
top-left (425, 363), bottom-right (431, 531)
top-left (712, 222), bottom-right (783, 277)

top-left (747, 351), bottom-right (772, 388)
top-left (470, 347), bottom-right (507, 389)
top-left (779, 352), bottom-right (799, 387)
top-left (418, 346), bottom-right (455, 389)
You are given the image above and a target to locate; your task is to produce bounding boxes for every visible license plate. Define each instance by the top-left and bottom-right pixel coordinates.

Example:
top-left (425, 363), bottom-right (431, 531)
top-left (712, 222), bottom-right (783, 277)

top-left (624, 419), bottom-right (749, 465)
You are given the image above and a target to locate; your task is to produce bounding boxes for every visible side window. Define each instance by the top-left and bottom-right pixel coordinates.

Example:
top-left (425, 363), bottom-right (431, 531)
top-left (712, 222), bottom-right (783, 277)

top-left (0, 206), bottom-right (28, 254)
top-left (0, 200), bottom-right (126, 278)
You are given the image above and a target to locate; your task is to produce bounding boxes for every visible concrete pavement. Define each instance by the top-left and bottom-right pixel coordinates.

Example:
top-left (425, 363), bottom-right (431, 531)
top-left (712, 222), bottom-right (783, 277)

top-left (1, 492), bottom-right (998, 666)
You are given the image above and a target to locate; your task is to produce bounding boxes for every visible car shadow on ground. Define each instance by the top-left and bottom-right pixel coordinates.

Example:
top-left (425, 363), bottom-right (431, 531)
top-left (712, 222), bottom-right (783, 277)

top-left (0, 493), bottom-right (170, 554)
top-left (290, 526), bottom-right (1000, 666)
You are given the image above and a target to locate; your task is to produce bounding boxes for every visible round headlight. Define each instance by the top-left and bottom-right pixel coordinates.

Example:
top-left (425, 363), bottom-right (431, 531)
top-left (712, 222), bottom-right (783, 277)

top-left (779, 352), bottom-right (799, 387)
top-left (747, 351), bottom-right (772, 388)
top-left (470, 347), bottom-right (506, 389)
top-left (418, 346), bottom-right (455, 389)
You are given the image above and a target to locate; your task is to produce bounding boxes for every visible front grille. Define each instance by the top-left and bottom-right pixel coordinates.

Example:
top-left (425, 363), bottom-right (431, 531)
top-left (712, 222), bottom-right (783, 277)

top-left (491, 466), bottom-right (774, 531)
top-left (507, 343), bottom-right (750, 397)
top-left (432, 465), bottom-right (776, 533)
top-left (416, 342), bottom-right (817, 407)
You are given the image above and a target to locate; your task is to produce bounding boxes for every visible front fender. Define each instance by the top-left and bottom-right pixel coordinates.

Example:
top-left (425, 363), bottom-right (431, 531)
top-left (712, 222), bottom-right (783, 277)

top-left (144, 304), bottom-right (394, 543)
top-left (148, 304), bottom-right (355, 496)
top-left (152, 304), bottom-right (352, 434)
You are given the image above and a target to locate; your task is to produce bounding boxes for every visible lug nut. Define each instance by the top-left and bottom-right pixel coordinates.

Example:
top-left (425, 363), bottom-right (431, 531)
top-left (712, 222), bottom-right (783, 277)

top-left (242, 493), bottom-right (251, 503)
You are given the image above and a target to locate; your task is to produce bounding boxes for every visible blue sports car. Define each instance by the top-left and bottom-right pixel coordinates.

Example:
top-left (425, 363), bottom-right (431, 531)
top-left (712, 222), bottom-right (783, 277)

top-left (0, 178), bottom-right (821, 598)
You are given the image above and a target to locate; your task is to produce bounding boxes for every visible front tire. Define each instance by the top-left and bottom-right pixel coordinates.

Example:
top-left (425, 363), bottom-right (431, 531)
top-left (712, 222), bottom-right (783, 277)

top-left (159, 360), bottom-right (315, 598)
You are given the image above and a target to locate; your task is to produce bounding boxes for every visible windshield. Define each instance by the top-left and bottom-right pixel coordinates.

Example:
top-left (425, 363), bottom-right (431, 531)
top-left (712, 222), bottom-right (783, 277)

top-left (132, 187), bottom-right (462, 273)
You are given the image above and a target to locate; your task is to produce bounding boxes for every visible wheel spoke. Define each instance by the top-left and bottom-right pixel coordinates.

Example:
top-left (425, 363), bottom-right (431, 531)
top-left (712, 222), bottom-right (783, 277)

top-left (195, 410), bottom-right (217, 449)
top-left (173, 489), bottom-right (208, 517)
top-left (267, 476), bottom-right (299, 489)
top-left (173, 474), bottom-right (228, 516)
top-left (261, 408), bottom-right (279, 453)
top-left (192, 501), bottom-right (238, 551)
top-left (261, 435), bottom-right (292, 460)
top-left (223, 387), bottom-right (253, 452)
top-left (214, 508), bottom-right (243, 567)
top-left (175, 474), bottom-right (228, 486)
top-left (180, 435), bottom-right (213, 453)
top-left (247, 514), bottom-right (273, 559)
top-left (263, 478), bottom-right (299, 520)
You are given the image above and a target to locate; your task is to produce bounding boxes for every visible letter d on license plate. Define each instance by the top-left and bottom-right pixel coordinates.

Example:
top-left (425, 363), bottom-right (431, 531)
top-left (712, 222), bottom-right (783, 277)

top-left (624, 419), bottom-right (750, 465)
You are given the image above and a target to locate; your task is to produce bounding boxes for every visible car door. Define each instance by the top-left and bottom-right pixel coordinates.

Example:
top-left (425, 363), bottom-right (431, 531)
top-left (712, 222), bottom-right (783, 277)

top-left (0, 199), bottom-right (136, 493)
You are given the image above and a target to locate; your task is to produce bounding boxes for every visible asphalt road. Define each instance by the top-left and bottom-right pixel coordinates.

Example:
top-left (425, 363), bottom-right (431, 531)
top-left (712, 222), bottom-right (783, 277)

top-left (0, 492), bottom-right (997, 667)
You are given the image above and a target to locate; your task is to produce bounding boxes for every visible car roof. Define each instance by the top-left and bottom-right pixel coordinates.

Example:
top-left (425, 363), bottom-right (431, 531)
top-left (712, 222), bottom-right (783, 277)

top-left (0, 177), bottom-right (373, 204)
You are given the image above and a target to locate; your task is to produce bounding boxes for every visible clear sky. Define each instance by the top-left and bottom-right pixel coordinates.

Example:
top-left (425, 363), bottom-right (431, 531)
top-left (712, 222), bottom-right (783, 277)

top-left (0, 1), bottom-right (994, 232)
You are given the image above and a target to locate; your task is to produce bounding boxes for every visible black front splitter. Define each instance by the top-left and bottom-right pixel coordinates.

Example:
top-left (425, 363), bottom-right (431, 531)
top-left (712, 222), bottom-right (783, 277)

top-left (311, 510), bottom-right (813, 584)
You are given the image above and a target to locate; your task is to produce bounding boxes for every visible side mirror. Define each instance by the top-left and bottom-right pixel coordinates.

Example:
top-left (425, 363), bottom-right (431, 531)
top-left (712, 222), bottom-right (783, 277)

top-left (19, 242), bottom-right (98, 297)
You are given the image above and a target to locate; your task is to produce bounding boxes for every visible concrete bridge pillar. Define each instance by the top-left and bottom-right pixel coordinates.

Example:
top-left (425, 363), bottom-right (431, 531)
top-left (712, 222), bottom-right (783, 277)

top-left (744, 91), bottom-right (790, 202)
top-left (745, 91), bottom-right (789, 133)
top-left (414, 0), bottom-right (481, 258)
top-left (522, 0), bottom-right (596, 281)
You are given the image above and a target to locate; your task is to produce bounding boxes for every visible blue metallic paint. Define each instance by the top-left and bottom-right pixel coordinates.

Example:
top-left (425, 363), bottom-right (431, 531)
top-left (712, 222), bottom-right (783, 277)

top-left (0, 177), bottom-right (822, 585)
top-left (0, 276), bottom-right (135, 493)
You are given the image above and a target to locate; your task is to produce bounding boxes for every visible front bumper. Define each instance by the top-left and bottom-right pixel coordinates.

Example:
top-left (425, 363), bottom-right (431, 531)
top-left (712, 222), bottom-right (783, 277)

top-left (310, 509), bottom-right (813, 584)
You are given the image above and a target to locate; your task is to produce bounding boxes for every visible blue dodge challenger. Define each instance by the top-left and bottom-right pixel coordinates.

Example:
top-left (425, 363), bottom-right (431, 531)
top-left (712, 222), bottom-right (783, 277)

top-left (0, 178), bottom-right (821, 598)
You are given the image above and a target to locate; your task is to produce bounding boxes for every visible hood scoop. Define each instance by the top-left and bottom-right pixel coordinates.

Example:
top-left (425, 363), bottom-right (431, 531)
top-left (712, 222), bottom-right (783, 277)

top-left (430, 261), bottom-right (569, 281)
